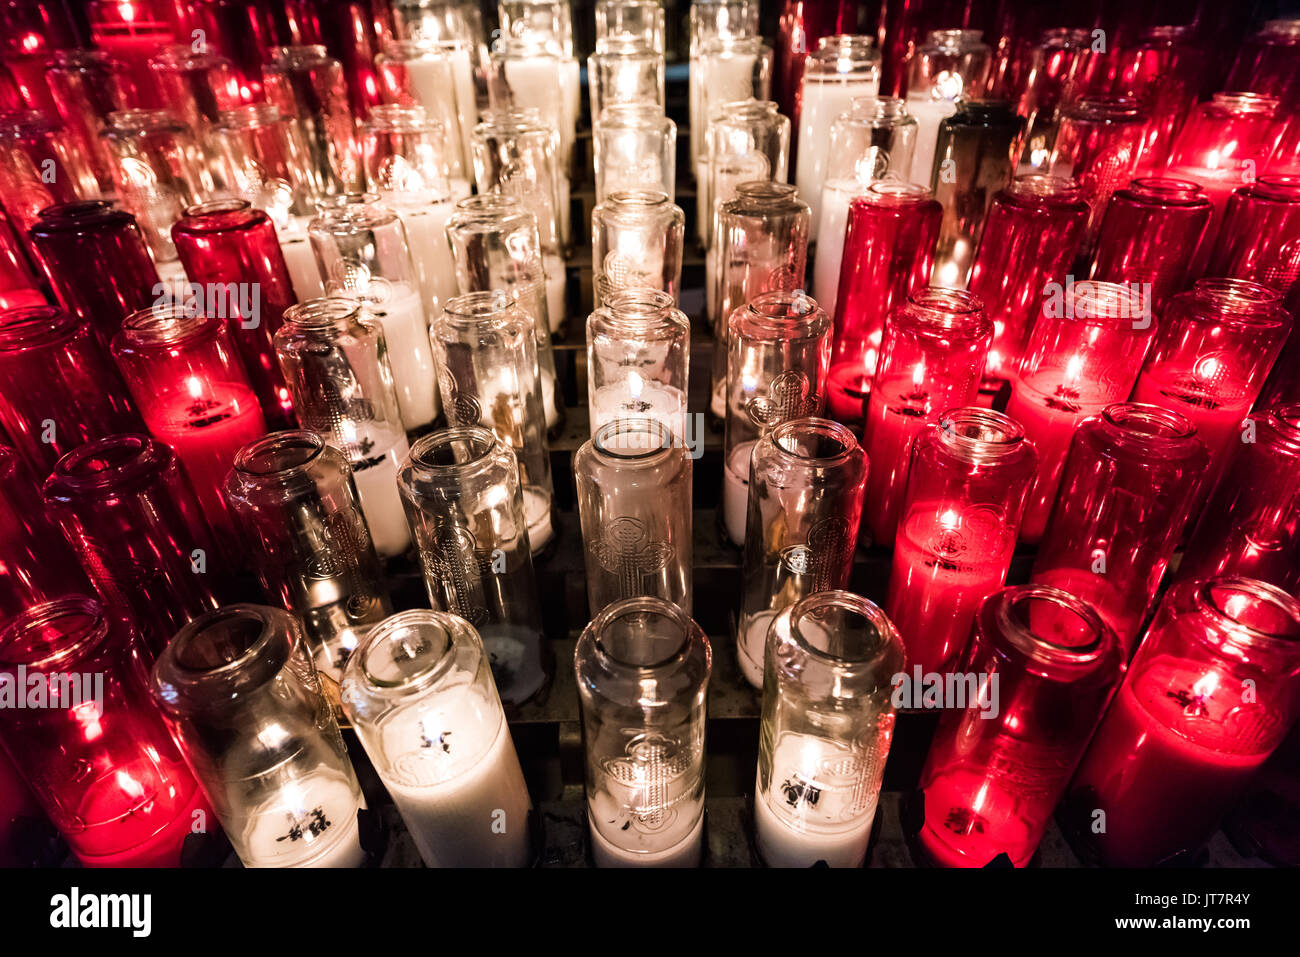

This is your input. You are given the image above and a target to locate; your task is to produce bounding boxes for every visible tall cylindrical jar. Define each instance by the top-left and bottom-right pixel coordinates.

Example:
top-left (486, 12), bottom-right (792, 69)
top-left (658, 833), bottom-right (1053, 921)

top-left (827, 181), bottom-right (941, 423)
top-left (576, 418), bottom-right (692, 617)
top-left (916, 585), bottom-right (1123, 868)
top-left (737, 418), bottom-right (867, 689)
top-left (42, 435), bottom-right (226, 656)
top-left (308, 192), bottom-right (440, 435)
top-left (262, 45), bottom-right (360, 197)
top-left (886, 409), bottom-right (1037, 676)
top-left (592, 103), bottom-right (677, 206)
top-left (756, 590), bottom-right (903, 868)
top-left (397, 426), bottom-right (549, 707)
top-left (432, 291), bottom-right (555, 553)
top-left (575, 596), bottom-right (711, 867)
top-left (152, 605), bottom-right (367, 868)
top-left (905, 30), bottom-right (993, 186)
top-left (863, 289), bottom-right (992, 547)
top-left (224, 430), bottom-right (393, 682)
top-left (702, 97), bottom-right (787, 253)
top-left (587, 35), bottom-right (665, 123)
top-left (374, 38), bottom-right (478, 186)
top-left (722, 291), bottom-right (832, 548)
top-left (591, 190), bottom-right (685, 306)
top-left (0, 597), bottom-right (211, 867)
top-left (1031, 403), bottom-right (1209, 652)
top-left (274, 298), bottom-right (413, 558)
top-left (1067, 577), bottom-right (1300, 866)
top-left (342, 609), bottom-right (533, 866)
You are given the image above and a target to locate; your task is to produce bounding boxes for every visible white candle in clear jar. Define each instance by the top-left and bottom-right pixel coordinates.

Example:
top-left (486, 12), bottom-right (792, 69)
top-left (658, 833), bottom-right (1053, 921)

top-left (739, 608), bottom-right (776, 688)
top-left (362, 281), bottom-right (439, 432)
top-left (544, 253), bottom-right (567, 334)
top-left (907, 95), bottom-right (956, 186)
top-left (812, 179), bottom-right (862, 319)
top-left (588, 779), bottom-right (705, 867)
top-left (237, 769), bottom-right (367, 868)
top-left (723, 440), bottom-right (754, 546)
top-left (589, 380), bottom-right (687, 441)
top-left (395, 201), bottom-right (458, 318)
top-left (754, 731), bottom-right (879, 868)
top-left (524, 485), bottom-right (554, 552)
top-left (397, 52), bottom-right (475, 181)
top-left (347, 427), bottom-right (412, 558)
top-left (797, 80), bottom-right (879, 233)
top-left (279, 214), bottom-right (326, 301)
top-left (377, 683), bottom-right (533, 867)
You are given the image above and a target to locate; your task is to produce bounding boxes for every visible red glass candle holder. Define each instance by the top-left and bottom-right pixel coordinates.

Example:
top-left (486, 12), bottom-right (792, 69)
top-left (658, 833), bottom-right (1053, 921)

top-left (42, 435), bottom-right (225, 655)
top-left (171, 199), bottom-right (299, 428)
top-left (1208, 175), bottom-right (1300, 300)
top-left (1005, 281), bottom-right (1156, 544)
top-left (0, 596), bottom-right (212, 867)
top-left (1226, 20), bottom-right (1300, 108)
top-left (0, 204), bottom-right (43, 311)
top-left (863, 288), bottom-right (992, 547)
top-left (0, 110), bottom-right (99, 239)
top-left (1013, 28), bottom-right (1092, 173)
top-left (0, 444), bottom-right (93, 618)
top-left (1046, 96), bottom-right (1149, 253)
top-left (1131, 279), bottom-right (1292, 509)
top-left (1108, 25), bottom-right (1205, 172)
top-left (0, 306), bottom-right (142, 473)
top-left (967, 174), bottom-right (1089, 387)
top-left (263, 45), bottom-right (361, 195)
top-left (828, 180), bottom-right (940, 423)
top-left (111, 305), bottom-right (269, 544)
top-left (313, 0), bottom-right (390, 119)
top-left (1067, 576), bottom-right (1300, 867)
top-left (0, 0), bottom-right (78, 117)
top-left (886, 408), bottom-right (1037, 675)
top-left (1031, 403), bottom-right (1208, 652)
top-left (916, 584), bottom-right (1123, 868)
top-left (148, 45), bottom-right (244, 136)
top-left (186, 0), bottom-right (282, 101)
top-left (28, 201), bottom-right (161, 348)
top-left (1178, 403), bottom-right (1300, 595)
top-left (1088, 178), bottom-right (1211, 317)
top-left (45, 50), bottom-right (137, 195)
top-left (87, 0), bottom-right (179, 108)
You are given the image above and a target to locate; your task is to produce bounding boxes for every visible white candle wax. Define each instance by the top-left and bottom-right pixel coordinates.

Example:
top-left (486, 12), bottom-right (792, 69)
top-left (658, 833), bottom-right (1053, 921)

top-left (396, 200), bottom-right (458, 317)
top-left (400, 53), bottom-right (474, 181)
top-left (906, 95), bottom-right (956, 186)
top-left (812, 179), bottom-right (861, 319)
top-left (544, 253), bottom-right (567, 334)
top-left (363, 281), bottom-right (439, 432)
top-left (696, 158), bottom-right (711, 246)
top-left (588, 799), bottom-right (704, 868)
top-left (450, 177), bottom-right (473, 202)
top-left (561, 57), bottom-right (581, 179)
top-left (797, 80), bottom-right (879, 233)
top-left (378, 684), bottom-right (533, 867)
top-left (589, 381), bottom-right (687, 442)
top-left (524, 485), bottom-right (554, 552)
top-left (280, 215), bottom-right (326, 301)
top-left (738, 608), bottom-right (775, 688)
top-left (710, 375), bottom-right (727, 420)
top-left (557, 173), bottom-right (572, 250)
top-left (754, 731), bottom-right (878, 868)
top-left (238, 769), bottom-right (367, 868)
top-left (348, 430), bottom-right (412, 558)
top-left (504, 57), bottom-right (574, 172)
top-left (541, 365), bottom-right (558, 430)
top-left (723, 440), bottom-right (754, 546)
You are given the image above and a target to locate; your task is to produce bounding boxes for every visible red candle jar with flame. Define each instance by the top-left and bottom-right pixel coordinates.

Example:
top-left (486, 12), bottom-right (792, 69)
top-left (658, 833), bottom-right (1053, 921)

top-left (1130, 279), bottom-right (1291, 509)
top-left (0, 0), bottom-right (79, 117)
top-left (0, 596), bottom-right (213, 867)
top-left (41, 435), bottom-right (225, 655)
top-left (0, 306), bottom-right (142, 473)
top-left (967, 174), bottom-right (1088, 389)
top-left (1031, 403), bottom-right (1208, 652)
top-left (1088, 178), bottom-right (1211, 316)
top-left (863, 288), bottom-right (991, 547)
top-left (0, 111), bottom-right (99, 241)
top-left (916, 584), bottom-right (1123, 868)
top-left (1226, 20), bottom-right (1300, 108)
top-left (28, 201), bottom-right (161, 348)
top-left (1208, 175), bottom-right (1300, 300)
top-left (827, 180), bottom-right (940, 424)
top-left (1068, 576), bottom-right (1300, 867)
top-left (87, 0), bottom-right (180, 108)
top-left (0, 444), bottom-right (94, 618)
top-left (172, 199), bottom-right (299, 428)
top-left (1045, 96), bottom-right (1149, 253)
top-left (1178, 404), bottom-right (1300, 596)
top-left (1005, 281), bottom-right (1156, 544)
top-left (111, 305), bottom-right (269, 543)
top-left (886, 408), bottom-right (1037, 676)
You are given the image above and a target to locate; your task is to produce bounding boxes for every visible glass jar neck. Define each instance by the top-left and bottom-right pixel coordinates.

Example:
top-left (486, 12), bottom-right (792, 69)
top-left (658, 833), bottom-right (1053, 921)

top-left (1209, 92), bottom-right (1278, 116)
top-left (0, 597), bottom-right (112, 670)
top-left (899, 288), bottom-right (988, 339)
top-left (1092, 402), bottom-right (1203, 460)
top-left (232, 430), bottom-right (328, 481)
top-left (179, 199), bottom-right (263, 232)
top-left (0, 307), bottom-right (82, 352)
top-left (1184, 279), bottom-right (1287, 329)
top-left (1251, 175), bottom-right (1300, 203)
top-left (1258, 403), bottom-right (1300, 456)
top-left (46, 434), bottom-right (170, 499)
top-left (769, 417), bottom-right (859, 469)
top-left (354, 610), bottom-right (461, 698)
top-left (120, 305), bottom-right (221, 349)
top-left (107, 109), bottom-right (183, 135)
top-left (593, 417), bottom-right (678, 465)
top-left (863, 179), bottom-right (933, 207)
top-left (597, 289), bottom-right (682, 339)
top-left (282, 297), bottom-right (365, 333)
top-left (808, 34), bottom-right (879, 72)
top-left (935, 408), bottom-right (1027, 465)
top-left (216, 103), bottom-right (285, 130)
top-left (441, 291), bottom-right (521, 331)
top-left (1006, 174), bottom-right (1084, 205)
top-left (158, 605), bottom-right (296, 708)
top-left (34, 201), bottom-right (134, 234)
top-left (1188, 578), bottom-right (1300, 668)
top-left (589, 597), bottom-right (698, 673)
top-left (990, 584), bottom-right (1115, 673)
top-left (1068, 96), bottom-right (1144, 124)
top-left (1124, 177), bottom-right (1206, 205)
top-left (1063, 280), bottom-right (1150, 324)
top-left (407, 426), bottom-right (504, 486)
top-left (737, 291), bottom-right (827, 341)
top-left (780, 590), bottom-right (901, 689)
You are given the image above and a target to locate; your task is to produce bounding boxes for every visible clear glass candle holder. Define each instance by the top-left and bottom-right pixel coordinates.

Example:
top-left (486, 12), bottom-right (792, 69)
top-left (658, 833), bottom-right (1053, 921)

top-left (1031, 403), bottom-right (1209, 652)
top-left (0, 597), bottom-right (211, 867)
top-left (736, 418), bottom-right (868, 689)
top-left (827, 180), bottom-right (941, 424)
top-left (587, 37), bottom-right (665, 123)
top-left (308, 192), bottom-right (441, 434)
top-left (702, 96), bottom-right (787, 251)
top-left (342, 609), bottom-right (533, 866)
top-left (274, 298), bottom-right (414, 559)
top-left (45, 48), bottom-right (134, 195)
top-left (575, 418), bottom-right (693, 617)
top-left (692, 34), bottom-right (772, 210)
top-left (152, 604), bottom-right (367, 868)
top-left (1005, 281), bottom-right (1157, 543)
top-left (587, 288), bottom-right (690, 442)
top-left (794, 35), bottom-right (881, 234)
top-left (688, 0), bottom-right (762, 179)
top-left (1067, 577), bottom-right (1300, 866)
top-left (262, 45), bottom-right (360, 197)
top-left (863, 289), bottom-right (992, 547)
top-left (224, 430), bottom-right (393, 682)
top-left (488, 36), bottom-right (577, 178)
top-left (722, 291), bottom-right (832, 548)
top-left (592, 103), bottom-right (677, 207)
top-left (148, 45), bottom-right (242, 140)
top-left (887, 408), bottom-right (1038, 676)
top-left (755, 590), bottom-right (903, 868)
top-left (397, 427), bottom-right (550, 708)
top-left (575, 596), bottom-right (711, 867)
top-left (0, 110), bottom-right (98, 240)
top-left (375, 37), bottom-right (478, 185)
top-left (208, 103), bottom-right (320, 216)
top-left (42, 435), bottom-right (225, 656)
top-left (591, 190), bottom-right (685, 306)
top-left (596, 0), bottom-right (665, 54)
top-left (905, 30), bottom-right (993, 185)
top-left (917, 584), bottom-right (1123, 868)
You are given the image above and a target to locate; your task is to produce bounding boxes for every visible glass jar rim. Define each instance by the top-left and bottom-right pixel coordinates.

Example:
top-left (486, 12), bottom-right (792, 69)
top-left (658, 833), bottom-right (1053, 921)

top-left (861, 179), bottom-right (934, 205)
top-left (1248, 174), bottom-right (1300, 202)
top-left (45, 433), bottom-right (171, 497)
top-left (900, 287), bottom-right (989, 337)
top-left (934, 407), bottom-right (1026, 461)
top-left (159, 604), bottom-right (296, 690)
top-left (785, 590), bottom-right (900, 672)
top-left (0, 306), bottom-right (82, 351)
top-left (1065, 96), bottom-right (1145, 122)
top-left (408, 426), bottom-right (501, 477)
top-left (282, 297), bottom-right (364, 329)
top-left (1123, 177), bottom-right (1208, 204)
top-left (1093, 402), bottom-right (1206, 461)
top-left (588, 596), bottom-right (704, 671)
top-left (595, 288), bottom-right (685, 337)
top-left (592, 417), bottom-right (678, 463)
top-left (770, 417), bottom-right (859, 466)
top-left (442, 289), bottom-right (520, 325)
top-left (178, 198), bottom-right (266, 232)
top-left (735, 290), bottom-right (827, 340)
top-left (1182, 278), bottom-right (1288, 328)
top-left (845, 95), bottom-right (910, 123)
top-left (807, 33), bottom-right (880, 69)
top-left (363, 103), bottom-right (442, 135)
top-left (270, 44), bottom-right (333, 67)
top-left (991, 584), bottom-right (1116, 667)
top-left (33, 200), bottom-right (133, 230)
top-left (150, 43), bottom-right (230, 69)
top-left (232, 429), bottom-right (328, 478)
top-left (106, 108), bottom-right (186, 134)
top-left (1191, 576), bottom-right (1300, 650)
top-left (924, 28), bottom-right (986, 50)
top-left (353, 609), bottom-right (463, 693)
top-left (0, 596), bottom-right (112, 670)
top-left (600, 188), bottom-right (673, 211)
top-left (214, 103), bottom-right (284, 129)
top-left (1208, 91), bottom-right (1279, 114)
top-left (382, 36), bottom-right (467, 59)
top-left (1259, 403), bottom-right (1300, 454)
top-left (1006, 173), bottom-right (1084, 204)
top-left (1053, 280), bottom-right (1153, 327)
top-left (119, 303), bottom-right (223, 347)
